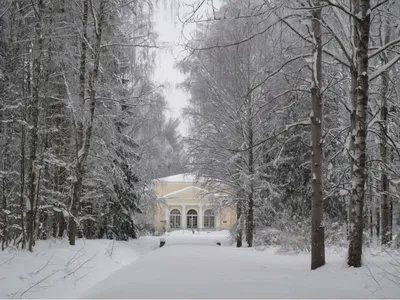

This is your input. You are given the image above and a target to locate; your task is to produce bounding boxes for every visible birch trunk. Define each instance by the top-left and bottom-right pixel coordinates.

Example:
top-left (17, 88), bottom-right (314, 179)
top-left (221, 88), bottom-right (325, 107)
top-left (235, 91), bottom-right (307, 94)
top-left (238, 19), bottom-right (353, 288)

top-left (310, 0), bottom-right (325, 270)
top-left (348, 0), bottom-right (370, 268)
top-left (348, 0), bottom-right (359, 241)
top-left (348, 67), bottom-right (358, 239)
top-left (380, 19), bottom-right (392, 245)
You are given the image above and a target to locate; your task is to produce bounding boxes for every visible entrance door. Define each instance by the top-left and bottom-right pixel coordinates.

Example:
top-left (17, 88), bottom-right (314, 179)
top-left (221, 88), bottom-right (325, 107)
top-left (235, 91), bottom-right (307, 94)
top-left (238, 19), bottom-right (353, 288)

top-left (186, 209), bottom-right (198, 229)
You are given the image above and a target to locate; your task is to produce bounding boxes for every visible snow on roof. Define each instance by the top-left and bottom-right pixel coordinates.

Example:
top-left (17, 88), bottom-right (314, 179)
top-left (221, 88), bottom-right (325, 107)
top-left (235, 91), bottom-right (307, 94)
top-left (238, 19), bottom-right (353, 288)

top-left (155, 173), bottom-right (198, 183)
top-left (162, 186), bottom-right (208, 198)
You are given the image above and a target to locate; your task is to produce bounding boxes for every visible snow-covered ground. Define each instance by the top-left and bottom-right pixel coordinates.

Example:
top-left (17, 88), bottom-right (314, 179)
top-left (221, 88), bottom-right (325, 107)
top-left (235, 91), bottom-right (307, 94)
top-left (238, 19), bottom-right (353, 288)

top-left (1, 231), bottom-right (400, 299)
top-left (0, 237), bottom-right (159, 299)
top-left (83, 231), bottom-right (400, 299)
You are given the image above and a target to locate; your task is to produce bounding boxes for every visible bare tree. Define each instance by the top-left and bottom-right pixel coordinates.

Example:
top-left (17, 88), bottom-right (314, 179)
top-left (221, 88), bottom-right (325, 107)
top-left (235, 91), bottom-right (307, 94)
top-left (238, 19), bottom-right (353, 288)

top-left (310, 0), bottom-right (325, 270)
top-left (348, 0), bottom-right (371, 268)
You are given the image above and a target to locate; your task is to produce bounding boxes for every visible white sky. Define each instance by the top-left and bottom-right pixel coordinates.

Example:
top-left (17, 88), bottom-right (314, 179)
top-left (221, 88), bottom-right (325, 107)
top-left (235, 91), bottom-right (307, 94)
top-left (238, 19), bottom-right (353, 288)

top-left (153, 0), bottom-right (222, 136)
top-left (153, 1), bottom-right (193, 136)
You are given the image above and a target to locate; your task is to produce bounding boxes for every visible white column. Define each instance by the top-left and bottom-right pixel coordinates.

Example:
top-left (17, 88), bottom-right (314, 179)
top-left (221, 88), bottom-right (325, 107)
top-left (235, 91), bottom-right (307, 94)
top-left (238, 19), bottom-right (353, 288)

top-left (164, 205), bottom-right (169, 231)
top-left (181, 205), bottom-right (186, 230)
top-left (198, 205), bottom-right (203, 231)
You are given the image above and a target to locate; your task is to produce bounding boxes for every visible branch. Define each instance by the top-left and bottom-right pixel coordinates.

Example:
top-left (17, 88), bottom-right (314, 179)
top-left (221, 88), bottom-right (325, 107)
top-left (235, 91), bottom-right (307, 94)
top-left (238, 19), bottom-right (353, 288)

top-left (321, 19), bottom-right (352, 64)
top-left (229, 120), bottom-right (310, 152)
top-left (29, 255), bottom-right (53, 276)
top-left (369, 37), bottom-right (400, 59)
top-left (188, 15), bottom-right (292, 51)
top-left (321, 0), bottom-right (361, 21)
top-left (100, 43), bottom-right (158, 49)
top-left (30, 0), bottom-right (40, 18)
top-left (181, 0), bottom-right (206, 25)
top-left (371, 0), bottom-right (390, 11)
top-left (370, 54), bottom-right (400, 81)
top-left (11, 270), bottom-right (60, 299)
top-left (278, 15), bottom-right (351, 69)
top-left (0, 2), bottom-right (12, 19)
top-left (64, 253), bottom-right (96, 278)
top-left (247, 54), bottom-right (310, 96)
top-left (90, 0), bottom-right (99, 37)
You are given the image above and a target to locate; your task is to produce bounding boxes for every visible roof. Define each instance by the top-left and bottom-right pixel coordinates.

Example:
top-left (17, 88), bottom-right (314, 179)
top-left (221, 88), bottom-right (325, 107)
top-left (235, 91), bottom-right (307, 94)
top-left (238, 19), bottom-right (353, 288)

top-left (162, 186), bottom-right (208, 198)
top-left (155, 173), bottom-right (197, 183)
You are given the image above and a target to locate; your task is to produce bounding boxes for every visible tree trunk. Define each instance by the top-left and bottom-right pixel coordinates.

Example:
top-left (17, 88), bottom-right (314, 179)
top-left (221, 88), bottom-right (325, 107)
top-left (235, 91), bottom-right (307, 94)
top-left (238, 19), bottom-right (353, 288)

top-left (19, 65), bottom-right (28, 250)
top-left (69, 0), bottom-right (89, 246)
top-left (310, 0), bottom-right (325, 270)
top-left (348, 66), bottom-right (358, 240)
top-left (348, 0), bottom-right (370, 268)
top-left (27, 0), bottom-right (45, 252)
top-left (369, 173), bottom-right (374, 244)
top-left (376, 210), bottom-right (380, 239)
top-left (69, 0), bottom-right (105, 245)
top-left (246, 190), bottom-right (254, 247)
top-left (236, 200), bottom-right (243, 247)
top-left (245, 97), bottom-right (254, 248)
top-left (380, 19), bottom-right (392, 246)
top-left (347, 0), bottom-right (360, 241)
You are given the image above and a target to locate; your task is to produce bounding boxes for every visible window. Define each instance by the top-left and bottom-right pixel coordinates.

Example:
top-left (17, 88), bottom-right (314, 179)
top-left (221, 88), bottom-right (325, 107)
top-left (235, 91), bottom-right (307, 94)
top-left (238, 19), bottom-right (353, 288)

top-left (170, 209), bottom-right (181, 229)
top-left (187, 209), bottom-right (198, 229)
top-left (203, 209), bottom-right (215, 229)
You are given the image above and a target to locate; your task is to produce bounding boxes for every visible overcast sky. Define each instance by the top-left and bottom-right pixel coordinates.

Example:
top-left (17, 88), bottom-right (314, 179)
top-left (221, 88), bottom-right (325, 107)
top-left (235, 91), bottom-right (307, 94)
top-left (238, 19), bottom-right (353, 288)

top-left (153, 0), bottom-right (222, 137)
top-left (153, 1), bottom-right (192, 136)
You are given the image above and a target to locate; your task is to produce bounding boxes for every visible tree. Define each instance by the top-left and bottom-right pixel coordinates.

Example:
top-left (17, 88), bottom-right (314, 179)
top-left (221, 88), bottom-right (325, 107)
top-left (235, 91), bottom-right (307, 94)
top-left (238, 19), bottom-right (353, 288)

top-left (347, 0), bottom-right (371, 268)
top-left (0, 0), bottom-right (181, 250)
top-left (310, 0), bottom-right (325, 270)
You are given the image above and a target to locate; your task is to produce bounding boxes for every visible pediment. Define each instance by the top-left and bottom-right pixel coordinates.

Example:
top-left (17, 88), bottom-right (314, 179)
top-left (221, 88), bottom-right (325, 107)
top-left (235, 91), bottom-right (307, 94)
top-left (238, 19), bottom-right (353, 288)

top-left (161, 186), bottom-right (209, 199)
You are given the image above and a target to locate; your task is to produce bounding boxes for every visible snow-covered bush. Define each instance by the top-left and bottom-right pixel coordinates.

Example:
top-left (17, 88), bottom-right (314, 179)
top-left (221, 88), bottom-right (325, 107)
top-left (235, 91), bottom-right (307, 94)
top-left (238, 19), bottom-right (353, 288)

top-left (253, 213), bottom-right (347, 254)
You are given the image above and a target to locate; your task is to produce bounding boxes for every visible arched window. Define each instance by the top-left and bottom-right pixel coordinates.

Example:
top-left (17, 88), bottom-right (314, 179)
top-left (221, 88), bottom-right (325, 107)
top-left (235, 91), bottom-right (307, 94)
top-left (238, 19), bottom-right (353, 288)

top-left (187, 209), bottom-right (198, 229)
top-left (203, 209), bottom-right (215, 229)
top-left (170, 209), bottom-right (181, 229)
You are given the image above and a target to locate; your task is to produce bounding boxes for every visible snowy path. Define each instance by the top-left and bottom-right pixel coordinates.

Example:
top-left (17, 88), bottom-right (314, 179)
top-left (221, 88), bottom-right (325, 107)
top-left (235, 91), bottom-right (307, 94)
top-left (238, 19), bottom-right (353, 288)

top-left (82, 232), bottom-right (400, 299)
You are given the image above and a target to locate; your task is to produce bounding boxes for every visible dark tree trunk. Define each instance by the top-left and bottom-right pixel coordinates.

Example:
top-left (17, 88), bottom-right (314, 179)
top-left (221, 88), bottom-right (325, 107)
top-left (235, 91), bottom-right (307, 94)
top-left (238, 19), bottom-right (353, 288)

top-left (69, 0), bottom-right (105, 245)
top-left (310, 0), bottom-right (325, 270)
top-left (19, 65), bottom-right (28, 250)
top-left (27, 0), bottom-right (45, 252)
top-left (376, 211), bottom-right (380, 239)
top-left (245, 97), bottom-right (254, 248)
top-left (236, 199), bottom-right (242, 247)
top-left (69, 0), bottom-right (89, 246)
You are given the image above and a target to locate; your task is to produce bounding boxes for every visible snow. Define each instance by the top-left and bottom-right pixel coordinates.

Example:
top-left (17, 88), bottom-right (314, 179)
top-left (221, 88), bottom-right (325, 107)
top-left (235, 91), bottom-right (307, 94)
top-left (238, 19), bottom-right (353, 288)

top-left (155, 173), bottom-right (198, 183)
top-left (83, 231), bottom-right (400, 299)
top-left (162, 186), bottom-right (207, 198)
top-left (285, 120), bottom-right (310, 131)
top-left (2, 232), bottom-right (400, 299)
top-left (0, 237), bottom-right (159, 299)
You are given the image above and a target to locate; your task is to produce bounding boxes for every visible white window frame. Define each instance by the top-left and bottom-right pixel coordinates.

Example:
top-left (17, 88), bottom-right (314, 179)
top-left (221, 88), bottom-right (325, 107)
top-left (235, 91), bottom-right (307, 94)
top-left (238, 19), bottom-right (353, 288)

top-left (170, 209), bottom-right (181, 229)
top-left (203, 209), bottom-right (215, 229)
top-left (187, 209), bottom-right (198, 229)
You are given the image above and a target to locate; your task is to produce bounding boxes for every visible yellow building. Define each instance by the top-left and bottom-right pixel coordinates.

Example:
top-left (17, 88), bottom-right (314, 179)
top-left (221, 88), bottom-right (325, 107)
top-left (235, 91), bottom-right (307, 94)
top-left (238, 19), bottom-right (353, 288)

top-left (152, 173), bottom-right (236, 232)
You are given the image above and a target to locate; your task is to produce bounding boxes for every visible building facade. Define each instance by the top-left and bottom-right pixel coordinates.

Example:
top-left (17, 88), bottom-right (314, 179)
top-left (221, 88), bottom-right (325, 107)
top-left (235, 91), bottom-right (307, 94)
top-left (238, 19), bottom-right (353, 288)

top-left (152, 173), bottom-right (236, 232)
